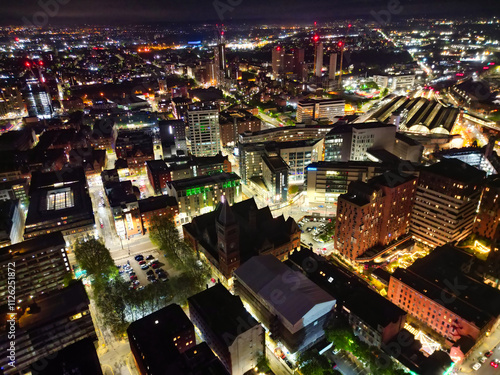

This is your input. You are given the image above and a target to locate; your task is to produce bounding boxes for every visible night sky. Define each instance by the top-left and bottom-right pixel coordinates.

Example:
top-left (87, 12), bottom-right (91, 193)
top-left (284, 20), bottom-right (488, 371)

top-left (1, 0), bottom-right (499, 25)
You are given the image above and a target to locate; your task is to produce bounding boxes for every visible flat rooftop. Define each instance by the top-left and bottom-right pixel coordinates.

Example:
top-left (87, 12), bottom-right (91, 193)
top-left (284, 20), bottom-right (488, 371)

top-left (167, 172), bottom-right (240, 190)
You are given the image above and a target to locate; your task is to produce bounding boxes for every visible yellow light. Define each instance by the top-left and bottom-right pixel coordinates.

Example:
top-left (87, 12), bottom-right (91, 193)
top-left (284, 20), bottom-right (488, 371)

top-left (474, 240), bottom-right (490, 254)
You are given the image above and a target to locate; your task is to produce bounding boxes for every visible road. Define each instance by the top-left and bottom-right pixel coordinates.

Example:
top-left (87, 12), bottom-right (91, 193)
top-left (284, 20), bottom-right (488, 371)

top-left (457, 328), bottom-right (500, 375)
top-left (324, 350), bottom-right (369, 375)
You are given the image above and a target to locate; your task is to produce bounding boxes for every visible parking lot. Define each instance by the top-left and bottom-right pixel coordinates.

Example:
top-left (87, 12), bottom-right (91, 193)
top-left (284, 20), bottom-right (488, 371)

top-left (117, 248), bottom-right (177, 291)
top-left (298, 216), bottom-right (336, 255)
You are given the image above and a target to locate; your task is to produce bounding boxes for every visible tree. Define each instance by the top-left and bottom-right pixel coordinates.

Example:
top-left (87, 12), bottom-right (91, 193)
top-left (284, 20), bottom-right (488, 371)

top-left (256, 352), bottom-right (270, 373)
top-left (297, 349), bottom-right (335, 375)
top-left (74, 238), bottom-right (116, 280)
top-left (149, 214), bottom-right (184, 269)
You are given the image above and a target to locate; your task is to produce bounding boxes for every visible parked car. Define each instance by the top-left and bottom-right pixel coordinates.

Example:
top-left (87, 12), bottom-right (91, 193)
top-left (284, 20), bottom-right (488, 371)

top-left (146, 254), bottom-right (154, 260)
top-left (146, 270), bottom-right (154, 276)
top-left (141, 264), bottom-right (149, 270)
top-left (135, 255), bottom-right (144, 261)
top-left (485, 351), bottom-right (493, 358)
top-left (480, 356), bottom-right (487, 363)
top-left (472, 363), bottom-right (482, 371)
top-left (490, 360), bottom-right (499, 369)
top-left (139, 260), bottom-right (146, 265)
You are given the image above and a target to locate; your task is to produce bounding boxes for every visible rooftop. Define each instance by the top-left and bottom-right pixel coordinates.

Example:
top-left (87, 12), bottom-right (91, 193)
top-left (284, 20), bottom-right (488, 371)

top-left (234, 255), bottom-right (335, 325)
top-left (424, 158), bottom-right (486, 184)
top-left (188, 283), bottom-right (260, 346)
top-left (138, 195), bottom-right (178, 213)
top-left (167, 172), bottom-right (240, 191)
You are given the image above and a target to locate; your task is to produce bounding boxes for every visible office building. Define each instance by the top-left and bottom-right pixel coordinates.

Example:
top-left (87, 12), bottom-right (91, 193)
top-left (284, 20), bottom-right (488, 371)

top-left (335, 172), bottom-right (417, 260)
top-left (0, 178), bottom-right (29, 203)
top-left (159, 119), bottom-right (188, 158)
top-left (373, 74), bottom-right (415, 92)
top-left (22, 83), bottom-right (53, 119)
top-left (234, 255), bottom-right (335, 354)
top-left (24, 168), bottom-right (95, 248)
top-left (393, 132), bottom-right (424, 163)
top-left (262, 154), bottom-right (288, 202)
top-left (296, 98), bottom-right (345, 124)
top-left (388, 245), bottom-right (500, 342)
top-left (473, 175), bottom-right (500, 241)
top-left (410, 159), bottom-right (485, 247)
top-left (305, 161), bottom-right (391, 205)
top-left (324, 122), bottom-right (397, 162)
top-left (188, 283), bottom-right (264, 375)
top-left (166, 172), bottom-right (241, 223)
top-left (278, 139), bottom-right (323, 184)
top-left (0, 199), bottom-right (23, 247)
top-left (0, 281), bottom-right (97, 374)
top-left (272, 46), bottom-right (285, 78)
top-left (139, 195), bottom-right (179, 231)
top-left (183, 198), bottom-right (300, 281)
top-left (0, 232), bottom-right (69, 306)
top-left (187, 102), bottom-right (221, 157)
top-left (239, 123), bottom-right (334, 145)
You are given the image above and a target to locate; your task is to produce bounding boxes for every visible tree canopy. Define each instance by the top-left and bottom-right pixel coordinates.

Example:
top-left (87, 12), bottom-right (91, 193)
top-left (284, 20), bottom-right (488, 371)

top-left (74, 238), bottom-right (116, 280)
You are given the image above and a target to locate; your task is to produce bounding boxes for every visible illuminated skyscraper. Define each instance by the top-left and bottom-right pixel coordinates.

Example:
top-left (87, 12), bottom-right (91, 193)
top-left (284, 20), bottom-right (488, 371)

top-left (315, 42), bottom-right (323, 77)
top-left (187, 102), bottom-right (221, 157)
top-left (329, 53), bottom-right (337, 80)
top-left (272, 46), bottom-right (284, 78)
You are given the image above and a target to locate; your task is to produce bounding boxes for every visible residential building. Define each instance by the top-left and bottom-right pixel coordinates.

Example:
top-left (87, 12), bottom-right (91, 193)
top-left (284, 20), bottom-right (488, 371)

top-left (104, 180), bottom-right (142, 239)
top-left (159, 119), bottom-right (188, 158)
top-left (219, 109), bottom-right (261, 147)
top-left (183, 198), bottom-right (300, 281)
top-left (115, 130), bottom-right (154, 171)
top-left (139, 195), bottom-right (179, 231)
top-left (128, 304), bottom-right (229, 375)
top-left (24, 168), bottom-right (95, 249)
top-left (0, 281), bottom-right (97, 374)
top-left (473, 175), bottom-right (500, 241)
top-left (335, 172), bottom-right (417, 260)
top-left (68, 148), bottom-right (107, 177)
top-left (272, 46), bottom-right (285, 78)
top-left (0, 232), bottom-right (69, 306)
top-left (91, 118), bottom-right (117, 151)
top-left (187, 102), bottom-right (221, 157)
top-left (324, 122), bottom-right (397, 162)
top-left (166, 172), bottom-right (241, 223)
top-left (388, 245), bottom-right (500, 343)
top-left (296, 98), bottom-right (345, 124)
top-left (234, 255), bottom-right (335, 354)
top-left (146, 159), bottom-right (172, 194)
top-left (410, 159), bottom-right (485, 247)
top-left (188, 283), bottom-right (265, 375)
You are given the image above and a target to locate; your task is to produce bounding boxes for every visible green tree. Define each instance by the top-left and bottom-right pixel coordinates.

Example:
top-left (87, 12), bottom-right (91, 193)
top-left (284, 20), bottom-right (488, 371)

top-left (74, 238), bottom-right (116, 280)
top-left (256, 352), bottom-right (270, 373)
top-left (297, 349), bottom-right (335, 375)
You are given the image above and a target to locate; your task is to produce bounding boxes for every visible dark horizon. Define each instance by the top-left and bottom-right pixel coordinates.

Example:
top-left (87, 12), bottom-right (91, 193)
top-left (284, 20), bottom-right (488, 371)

top-left (1, 0), bottom-right (499, 26)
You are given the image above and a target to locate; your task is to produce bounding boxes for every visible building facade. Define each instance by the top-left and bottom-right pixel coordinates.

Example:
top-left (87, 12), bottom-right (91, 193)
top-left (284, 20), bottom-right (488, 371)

top-left (166, 172), bottom-right (241, 223)
top-left (410, 159), bottom-right (485, 247)
top-left (296, 98), bottom-right (345, 124)
top-left (188, 283), bottom-right (265, 375)
top-left (187, 102), bottom-right (221, 157)
top-left (473, 175), bottom-right (500, 241)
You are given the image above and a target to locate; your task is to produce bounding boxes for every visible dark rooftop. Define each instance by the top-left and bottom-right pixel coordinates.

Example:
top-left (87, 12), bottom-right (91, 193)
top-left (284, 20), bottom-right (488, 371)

top-left (0, 231), bottom-right (65, 263)
top-left (424, 158), bottom-right (486, 184)
top-left (188, 283), bottom-right (259, 346)
top-left (138, 195), bottom-right (178, 213)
